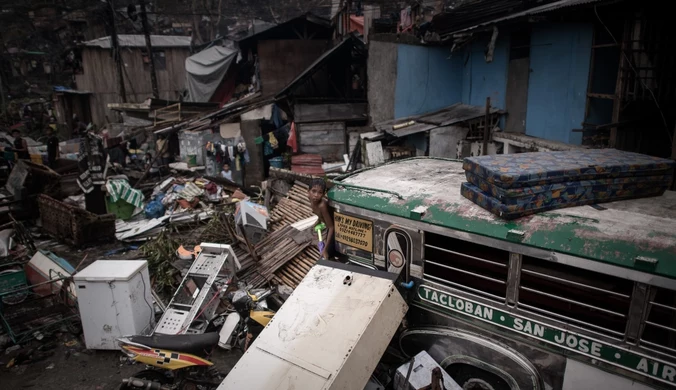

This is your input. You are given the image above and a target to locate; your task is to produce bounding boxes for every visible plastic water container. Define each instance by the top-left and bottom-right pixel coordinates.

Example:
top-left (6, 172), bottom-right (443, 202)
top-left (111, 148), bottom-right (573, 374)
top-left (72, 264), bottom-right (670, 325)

top-left (269, 156), bottom-right (284, 168)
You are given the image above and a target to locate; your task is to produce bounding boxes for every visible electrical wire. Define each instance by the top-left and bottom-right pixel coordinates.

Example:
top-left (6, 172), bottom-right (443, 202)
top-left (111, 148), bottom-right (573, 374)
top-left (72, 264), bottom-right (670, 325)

top-left (140, 273), bottom-right (156, 333)
top-left (594, 5), bottom-right (674, 148)
top-left (176, 286), bottom-right (224, 334)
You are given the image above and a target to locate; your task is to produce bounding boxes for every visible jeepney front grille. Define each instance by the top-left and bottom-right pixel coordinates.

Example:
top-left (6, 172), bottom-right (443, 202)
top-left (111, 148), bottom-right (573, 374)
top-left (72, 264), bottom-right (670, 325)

top-left (640, 287), bottom-right (676, 357)
top-left (517, 256), bottom-right (633, 339)
top-left (423, 233), bottom-right (509, 303)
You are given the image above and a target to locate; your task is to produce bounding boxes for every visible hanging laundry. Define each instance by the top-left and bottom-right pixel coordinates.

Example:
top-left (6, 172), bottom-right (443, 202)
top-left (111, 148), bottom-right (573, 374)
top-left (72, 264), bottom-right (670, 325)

top-left (222, 144), bottom-right (231, 164)
top-left (264, 141), bottom-right (274, 156)
top-left (237, 142), bottom-right (249, 163)
top-left (400, 6), bottom-right (413, 32)
top-left (287, 122), bottom-right (298, 153)
top-left (269, 132), bottom-right (279, 149)
top-left (235, 155), bottom-right (241, 171)
top-left (271, 104), bottom-right (283, 128)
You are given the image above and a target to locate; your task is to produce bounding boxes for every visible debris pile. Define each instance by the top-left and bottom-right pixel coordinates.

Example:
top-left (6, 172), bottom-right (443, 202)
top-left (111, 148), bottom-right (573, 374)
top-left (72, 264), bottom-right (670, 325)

top-left (38, 194), bottom-right (116, 247)
top-left (0, 125), bottom-right (331, 386)
top-left (233, 181), bottom-right (322, 288)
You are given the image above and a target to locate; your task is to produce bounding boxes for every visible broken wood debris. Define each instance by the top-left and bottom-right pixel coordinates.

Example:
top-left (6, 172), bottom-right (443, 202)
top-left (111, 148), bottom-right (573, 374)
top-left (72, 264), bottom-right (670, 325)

top-left (235, 181), bottom-right (321, 288)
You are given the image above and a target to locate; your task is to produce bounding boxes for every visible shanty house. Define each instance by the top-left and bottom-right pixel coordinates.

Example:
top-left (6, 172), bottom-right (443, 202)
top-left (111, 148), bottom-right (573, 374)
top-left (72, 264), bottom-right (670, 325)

top-left (75, 35), bottom-right (192, 126)
top-left (237, 13), bottom-right (334, 97)
top-left (368, 0), bottom-right (676, 160)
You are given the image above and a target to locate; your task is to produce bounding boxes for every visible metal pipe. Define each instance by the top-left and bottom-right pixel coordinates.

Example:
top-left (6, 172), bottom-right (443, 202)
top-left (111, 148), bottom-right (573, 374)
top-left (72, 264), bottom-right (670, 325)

top-left (393, 120), bottom-right (416, 130)
top-left (425, 244), bottom-right (508, 268)
top-left (483, 96), bottom-right (491, 155)
top-left (425, 260), bottom-right (506, 285)
top-left (140, 0), bottom-right (159, 98)
top-left (520, 286), bottom-right (626, 318)
top-left (520, 268), bottom-right (631, 298)
top-left (108, 0), bottom-right (127, 103)
top-left (400, 280), bottom-right (415, 289)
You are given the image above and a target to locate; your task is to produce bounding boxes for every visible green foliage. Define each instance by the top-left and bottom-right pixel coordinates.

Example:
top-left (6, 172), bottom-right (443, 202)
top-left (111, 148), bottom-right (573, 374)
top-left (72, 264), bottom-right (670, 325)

top-left (139, 230), bottom-right (179, 293)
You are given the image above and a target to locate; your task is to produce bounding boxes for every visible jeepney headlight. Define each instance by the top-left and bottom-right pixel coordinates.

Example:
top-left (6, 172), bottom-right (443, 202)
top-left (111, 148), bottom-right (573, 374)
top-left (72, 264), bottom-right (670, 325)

top-left (388, 249), bottom-right (404, 268)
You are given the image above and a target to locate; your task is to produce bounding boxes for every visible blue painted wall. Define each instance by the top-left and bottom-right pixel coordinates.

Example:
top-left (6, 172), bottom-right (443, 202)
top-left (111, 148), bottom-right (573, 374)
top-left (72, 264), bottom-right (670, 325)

top-left (461, 35), bottom-right (510, 109)
top-left (525, 23), bottom-right (593, 145)
top-left (394, 44), bottom-right (464, 119)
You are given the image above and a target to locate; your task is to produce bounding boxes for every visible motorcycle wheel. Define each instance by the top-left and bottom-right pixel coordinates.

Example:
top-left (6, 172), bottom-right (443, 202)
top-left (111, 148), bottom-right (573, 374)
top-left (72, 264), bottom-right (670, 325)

top-left (118, 369), bottom-right (170, 390)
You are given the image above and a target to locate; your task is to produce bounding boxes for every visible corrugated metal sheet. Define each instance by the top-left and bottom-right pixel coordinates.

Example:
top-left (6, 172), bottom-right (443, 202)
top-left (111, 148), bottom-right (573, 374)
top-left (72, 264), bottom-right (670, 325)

top-left (375, 103), bottom-right (499, 137)
top-left (434, 0), bottom-right (613, 37)
top-left (75, 47), bottom-right (190, 125)
top-left (276, 35), bottom-right (365, 98)
top-left (83, 35), bottom-right (192, 49)
top-left (434, 0), bottom-right (533, 35)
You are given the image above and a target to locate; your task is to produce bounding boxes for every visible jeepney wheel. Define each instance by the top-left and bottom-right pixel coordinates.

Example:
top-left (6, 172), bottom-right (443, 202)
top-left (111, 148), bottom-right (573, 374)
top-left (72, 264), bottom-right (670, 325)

top-left (447, 363), bottom-right (509, 390)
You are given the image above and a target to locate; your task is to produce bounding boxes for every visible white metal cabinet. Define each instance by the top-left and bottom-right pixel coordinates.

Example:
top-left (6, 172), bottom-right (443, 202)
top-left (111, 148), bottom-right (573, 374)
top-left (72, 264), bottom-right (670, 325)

top-left (74, 260), bottom-right (154, 350)
top-left (219, 262), bottom-right (408, 390)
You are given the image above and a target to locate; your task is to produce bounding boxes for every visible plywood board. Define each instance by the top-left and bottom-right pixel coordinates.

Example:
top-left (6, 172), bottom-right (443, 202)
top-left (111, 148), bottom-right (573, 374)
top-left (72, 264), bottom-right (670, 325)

top-left (298, 122), bottom-right (346, 162)
top-left (429, 125), bottom-right (469, 158)
top-left (365, 141), bottom-right (385, 166)
top-left (294, 103), bottom-right (368, 123)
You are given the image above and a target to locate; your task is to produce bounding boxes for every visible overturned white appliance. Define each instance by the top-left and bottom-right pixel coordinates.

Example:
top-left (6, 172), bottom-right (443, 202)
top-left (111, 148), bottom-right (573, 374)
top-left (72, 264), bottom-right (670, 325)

top-left (218, 261), bottom-right (408, 390)
top-left (154, 243), bottom-right (239, 335)
top-left (74, 260), bottom-right (153, 350)
top-left (234, 200), bottom-right (269, 244)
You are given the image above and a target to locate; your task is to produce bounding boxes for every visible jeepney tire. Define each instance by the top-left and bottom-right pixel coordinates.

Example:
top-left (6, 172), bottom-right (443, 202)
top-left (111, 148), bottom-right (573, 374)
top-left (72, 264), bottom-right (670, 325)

top-left (448, 363), bottom-right (510, 390)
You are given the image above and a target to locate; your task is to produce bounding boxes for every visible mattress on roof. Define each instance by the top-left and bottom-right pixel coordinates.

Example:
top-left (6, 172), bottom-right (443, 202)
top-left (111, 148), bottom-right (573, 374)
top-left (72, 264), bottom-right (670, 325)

top-left (462, 149), bottom-right (676, 189)
top-left (460, 182), bottom-right (670, 220)
top-left (465, 172), bottom-right (674, 205)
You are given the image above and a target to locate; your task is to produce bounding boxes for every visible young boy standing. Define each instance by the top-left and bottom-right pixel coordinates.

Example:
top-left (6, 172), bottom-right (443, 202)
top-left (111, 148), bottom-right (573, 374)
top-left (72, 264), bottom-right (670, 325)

top-left (221, 163), bottom-right (233, 181)
top-left (308, 178), bottom-right (334, 260)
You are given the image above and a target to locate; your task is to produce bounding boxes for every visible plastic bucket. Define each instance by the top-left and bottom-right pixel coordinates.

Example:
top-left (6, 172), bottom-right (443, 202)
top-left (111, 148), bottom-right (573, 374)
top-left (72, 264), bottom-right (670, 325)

top-left (269, 156), bottom-right (284, 168)
top-left (187, 154), bottom-right (197, 167)
top-left (106, 198), bottom-right (136, 220)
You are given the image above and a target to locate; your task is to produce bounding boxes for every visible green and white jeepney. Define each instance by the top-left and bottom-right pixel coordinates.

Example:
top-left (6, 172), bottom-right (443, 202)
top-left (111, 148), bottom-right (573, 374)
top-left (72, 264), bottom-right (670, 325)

top-left (327, 157), bottom-right (676, 390)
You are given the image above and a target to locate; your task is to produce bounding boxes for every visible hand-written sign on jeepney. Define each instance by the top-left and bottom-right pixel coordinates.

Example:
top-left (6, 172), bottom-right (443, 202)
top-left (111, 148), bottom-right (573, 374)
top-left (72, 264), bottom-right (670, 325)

top-left (417, 285), bottom-right (676, 387)
top-left (334, 212), bottom-right (373, 252)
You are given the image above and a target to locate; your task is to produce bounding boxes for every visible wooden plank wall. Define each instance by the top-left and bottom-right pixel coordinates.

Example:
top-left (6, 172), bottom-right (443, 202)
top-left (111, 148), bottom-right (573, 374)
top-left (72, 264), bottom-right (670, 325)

top-left (75, 47), bottom-right (190, 126)
top-left (257, 40), bottom-right (327, 96)
top-left (241, 119), bottom-right (265, 187)
top-left (294, 103), bottom-right (368, 123)
top-left (298, 122), bottom-right (346, 162)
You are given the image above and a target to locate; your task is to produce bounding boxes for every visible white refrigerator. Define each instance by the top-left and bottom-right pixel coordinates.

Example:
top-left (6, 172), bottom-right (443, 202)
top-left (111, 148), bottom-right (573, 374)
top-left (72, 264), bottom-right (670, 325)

top-left (74, 260), bottom-right (155, 350)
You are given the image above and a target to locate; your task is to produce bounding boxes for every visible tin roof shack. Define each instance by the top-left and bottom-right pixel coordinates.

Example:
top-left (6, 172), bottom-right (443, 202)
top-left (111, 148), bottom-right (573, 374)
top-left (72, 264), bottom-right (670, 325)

top-left (75, 35), bottom-right (192, 126)
top-left (276, 35), bottom-right (368, 167)
top-left (52, 87), bottom-right (92, 137)
top-left (368, 0), bottom-right (676, 163)
top-left (367, 33), bottom-right (505, 162)
top-left (237, 13), bottom-right (334, 98)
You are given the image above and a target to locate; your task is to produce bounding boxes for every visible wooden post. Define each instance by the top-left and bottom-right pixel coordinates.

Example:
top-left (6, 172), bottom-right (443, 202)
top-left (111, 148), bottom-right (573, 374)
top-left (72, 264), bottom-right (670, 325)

top-left (671, 122), bottom-right (676, 160)
top-left (610, 18), bottom-right (630, 148)
top-left (0, 30), bottom-right (5, 120)
top-left (133, 139), bottom-right (167, 188)
top-left (671, 122), bottom-right (676, 191)
top-left (139, 0), bottom-right (159, 98)
top-left (0, 69), bottom-right (5, 121)
top-left (108, 0), bottom-right (127, 103)
top-left (483, 97), bottom-right (491, 155)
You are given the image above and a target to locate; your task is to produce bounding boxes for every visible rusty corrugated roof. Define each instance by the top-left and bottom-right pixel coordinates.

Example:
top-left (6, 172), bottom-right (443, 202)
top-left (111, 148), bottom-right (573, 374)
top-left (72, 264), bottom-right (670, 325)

top-left (433, 0), bottom-right (616, 37)
top-left (82, 35), bottom-right (192, 49)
